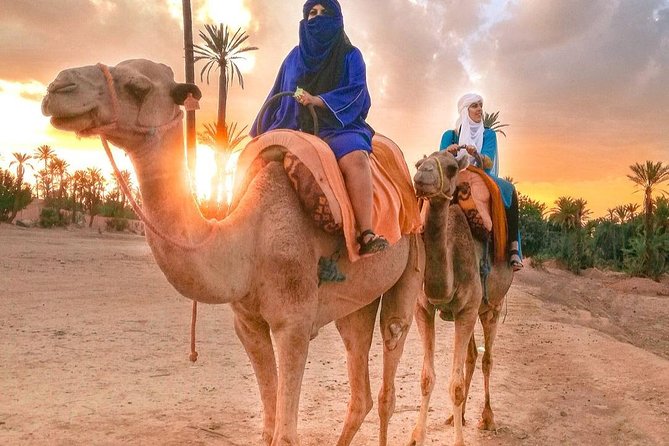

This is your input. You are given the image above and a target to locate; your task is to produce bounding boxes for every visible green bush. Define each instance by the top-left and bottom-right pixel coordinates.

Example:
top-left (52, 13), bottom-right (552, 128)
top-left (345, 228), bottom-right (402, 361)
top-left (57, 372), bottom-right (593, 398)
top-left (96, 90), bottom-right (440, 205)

top-left (106, 217), bottom-right (129, 232)
top-left (39, 207), bottom-right (65, 228)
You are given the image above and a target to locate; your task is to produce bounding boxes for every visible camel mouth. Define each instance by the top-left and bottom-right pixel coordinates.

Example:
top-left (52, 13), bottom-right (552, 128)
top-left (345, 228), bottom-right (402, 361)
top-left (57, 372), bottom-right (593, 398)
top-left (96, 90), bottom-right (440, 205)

top-left (50, 112), bottom-right (96, 133)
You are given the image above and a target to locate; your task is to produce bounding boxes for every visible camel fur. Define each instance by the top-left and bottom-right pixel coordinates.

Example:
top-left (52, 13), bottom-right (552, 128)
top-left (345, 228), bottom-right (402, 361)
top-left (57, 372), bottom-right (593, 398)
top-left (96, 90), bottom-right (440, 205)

top-left (407, 150), bottom-right (513, 446)
top-left (41, 59), bottom-right (425, 446)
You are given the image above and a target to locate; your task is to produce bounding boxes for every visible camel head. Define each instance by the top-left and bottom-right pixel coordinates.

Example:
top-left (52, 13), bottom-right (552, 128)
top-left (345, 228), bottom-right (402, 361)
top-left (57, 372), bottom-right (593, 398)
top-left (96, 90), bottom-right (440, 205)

top-left (42, 59), bottom-right (201, 150)
top-left (413, 150), bottom-right (469, 201)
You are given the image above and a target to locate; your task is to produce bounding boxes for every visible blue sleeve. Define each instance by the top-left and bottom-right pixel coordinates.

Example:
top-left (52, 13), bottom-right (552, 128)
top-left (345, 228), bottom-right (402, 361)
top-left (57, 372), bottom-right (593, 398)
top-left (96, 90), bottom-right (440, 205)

top-left (481, 129), bottom-right (499, 176)
top-left (318, 48), bottom-right (370, 128)
top-left (439, 130), bottom-right (456, 150)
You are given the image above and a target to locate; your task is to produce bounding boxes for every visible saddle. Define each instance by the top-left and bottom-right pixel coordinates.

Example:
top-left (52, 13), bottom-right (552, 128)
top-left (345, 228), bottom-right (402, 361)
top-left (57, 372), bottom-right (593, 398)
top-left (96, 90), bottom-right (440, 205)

top-left (231, 130), bottom-right (422, 262)
top-left (453, 167), bottom-right (508, 264)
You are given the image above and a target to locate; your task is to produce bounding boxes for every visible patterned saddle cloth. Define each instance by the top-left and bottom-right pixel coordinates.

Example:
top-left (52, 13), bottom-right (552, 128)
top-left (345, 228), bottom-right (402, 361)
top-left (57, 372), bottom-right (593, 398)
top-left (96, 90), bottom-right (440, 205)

top-left (231, 130), bottom-right (422, 262)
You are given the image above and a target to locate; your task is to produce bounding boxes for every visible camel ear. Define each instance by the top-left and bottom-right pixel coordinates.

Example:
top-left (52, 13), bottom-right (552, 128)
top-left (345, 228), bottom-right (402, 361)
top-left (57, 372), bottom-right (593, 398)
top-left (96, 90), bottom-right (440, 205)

top-left (456, 152), bottom-right (470, 171)
top-left (171, 83), bottom-right (202, 105)
top-left (415, 154), bottom-right (428, 169)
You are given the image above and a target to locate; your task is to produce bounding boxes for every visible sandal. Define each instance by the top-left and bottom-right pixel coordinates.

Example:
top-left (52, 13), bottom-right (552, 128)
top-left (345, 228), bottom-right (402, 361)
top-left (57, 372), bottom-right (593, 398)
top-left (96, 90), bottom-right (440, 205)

top-left (510, 249), bottom-right (523, 272)
top-left (357, 229), bottom-right (389, 255)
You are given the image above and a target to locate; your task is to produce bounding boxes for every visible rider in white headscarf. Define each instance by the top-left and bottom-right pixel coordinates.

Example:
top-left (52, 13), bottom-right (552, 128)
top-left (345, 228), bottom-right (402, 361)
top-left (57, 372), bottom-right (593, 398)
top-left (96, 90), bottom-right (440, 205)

top-left (439, 93), bottom-right (523, 271)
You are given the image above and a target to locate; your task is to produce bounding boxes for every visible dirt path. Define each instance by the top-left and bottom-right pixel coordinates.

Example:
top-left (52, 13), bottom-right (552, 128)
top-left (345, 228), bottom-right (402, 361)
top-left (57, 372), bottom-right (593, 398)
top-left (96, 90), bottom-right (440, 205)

top-left (1, 225), bottom-right (668, 445)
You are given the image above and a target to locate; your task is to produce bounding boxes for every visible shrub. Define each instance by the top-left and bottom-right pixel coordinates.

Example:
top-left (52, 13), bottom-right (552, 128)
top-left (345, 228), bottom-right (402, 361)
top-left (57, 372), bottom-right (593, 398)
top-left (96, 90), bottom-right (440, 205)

top-left (39, 207), bottom-right (65, 228)
top-left (106, 217), bottom-right (129, 232)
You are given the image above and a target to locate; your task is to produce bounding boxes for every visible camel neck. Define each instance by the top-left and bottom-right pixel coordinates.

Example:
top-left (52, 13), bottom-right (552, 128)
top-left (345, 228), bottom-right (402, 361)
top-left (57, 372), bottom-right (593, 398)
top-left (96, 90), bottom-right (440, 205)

top-left (129, 127), bottom-right (211, 243)
top-left (423, 199), bottom-right (453, 301)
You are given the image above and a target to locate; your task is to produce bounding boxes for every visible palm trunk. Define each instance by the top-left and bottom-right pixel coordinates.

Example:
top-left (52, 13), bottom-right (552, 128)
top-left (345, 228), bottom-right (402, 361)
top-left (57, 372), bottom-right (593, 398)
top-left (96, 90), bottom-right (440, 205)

top-left (182, 0), bottom-right (197, 178)
top-left (644, 188), bottom-right (654, 276)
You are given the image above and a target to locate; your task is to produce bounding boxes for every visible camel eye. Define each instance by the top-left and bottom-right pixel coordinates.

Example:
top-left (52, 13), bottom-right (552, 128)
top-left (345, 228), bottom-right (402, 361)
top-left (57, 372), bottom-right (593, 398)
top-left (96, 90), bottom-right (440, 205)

top-left (125, 81), bottom-right (151, 101)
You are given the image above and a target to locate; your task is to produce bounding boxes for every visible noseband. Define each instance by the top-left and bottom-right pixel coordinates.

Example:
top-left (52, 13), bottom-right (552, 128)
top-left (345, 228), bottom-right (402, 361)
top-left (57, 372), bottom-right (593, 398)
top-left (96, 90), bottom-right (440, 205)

top-left (419, 157), bottom-right (454, 201)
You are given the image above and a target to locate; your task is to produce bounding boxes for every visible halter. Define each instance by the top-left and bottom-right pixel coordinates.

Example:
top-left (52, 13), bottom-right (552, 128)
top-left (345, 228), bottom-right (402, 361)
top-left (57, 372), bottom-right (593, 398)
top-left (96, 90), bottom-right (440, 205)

top-left (78, 63), bottom-right (184, 138)
top-left (419, 156), bottom-right (454, 202)
top-left (88, 63), bottom-right (217, 252)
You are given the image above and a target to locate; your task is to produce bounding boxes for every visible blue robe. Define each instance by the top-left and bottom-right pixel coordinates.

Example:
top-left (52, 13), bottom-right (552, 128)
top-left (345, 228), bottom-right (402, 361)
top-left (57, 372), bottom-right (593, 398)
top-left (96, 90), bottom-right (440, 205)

top-left (440, 128), bottom-right (514, 208)
top-left (250, 46), bottom-right (374, 159)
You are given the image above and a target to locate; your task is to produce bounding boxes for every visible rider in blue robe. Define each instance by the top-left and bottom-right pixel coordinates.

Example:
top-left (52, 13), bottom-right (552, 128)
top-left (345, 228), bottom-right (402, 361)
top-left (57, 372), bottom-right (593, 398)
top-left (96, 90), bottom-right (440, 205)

top-left (250, 2), bottom-right (374, 161)
top-left (250, 0), bottom-right (388, 255)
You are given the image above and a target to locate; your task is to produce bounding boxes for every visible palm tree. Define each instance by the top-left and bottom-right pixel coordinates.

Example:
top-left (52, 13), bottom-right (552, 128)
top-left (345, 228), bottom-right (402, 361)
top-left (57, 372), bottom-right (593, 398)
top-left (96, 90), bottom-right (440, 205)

top-left (83, 168), bottom-right (106, 227)
top-left (182, 0), bottom-right (197, 178)
top-left (549, 196), bottom-right (578, 230)
top-left (199, 121), bottom-right (248, 216)
top-left (193, 24), bottom-right (258, 138)
top-left (483, 110), bottom-right (509, 137)
top-left (9, 152), bottom-right (33, 187)
top-left (627, 161), bottom-right (669, 277)
top-left (49, 157), bottom-right (69, 201)
top-left (8, 152), bottom-right (34, 223)
top-left (34, 145), bottom-right (55, 199)
top-left (110, 169), bottom-right (134, 213)
top-left (613, 205), bottom-right (628, 224)
top-left (625, 202), bottom-right (640, 221)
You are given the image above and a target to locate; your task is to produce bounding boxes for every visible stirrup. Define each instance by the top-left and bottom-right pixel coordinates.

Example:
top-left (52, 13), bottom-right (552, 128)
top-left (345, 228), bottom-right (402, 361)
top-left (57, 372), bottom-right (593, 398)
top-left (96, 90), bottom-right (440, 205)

top-left (357, 229), bottom-right (389, 255)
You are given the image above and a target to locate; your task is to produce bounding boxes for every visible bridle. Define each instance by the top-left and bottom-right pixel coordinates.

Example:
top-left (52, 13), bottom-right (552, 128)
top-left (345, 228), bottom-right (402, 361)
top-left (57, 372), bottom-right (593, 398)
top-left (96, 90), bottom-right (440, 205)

top-left (87, 63), bottom-right (217, 252)
top-left (418, 156), bottom-right (454, 202)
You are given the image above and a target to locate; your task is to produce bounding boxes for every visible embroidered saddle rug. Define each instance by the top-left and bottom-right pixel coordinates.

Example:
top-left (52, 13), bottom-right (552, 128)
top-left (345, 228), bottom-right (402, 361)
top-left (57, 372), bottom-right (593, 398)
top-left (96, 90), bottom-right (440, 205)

top-left (231, 129), bottom-right (422, 262)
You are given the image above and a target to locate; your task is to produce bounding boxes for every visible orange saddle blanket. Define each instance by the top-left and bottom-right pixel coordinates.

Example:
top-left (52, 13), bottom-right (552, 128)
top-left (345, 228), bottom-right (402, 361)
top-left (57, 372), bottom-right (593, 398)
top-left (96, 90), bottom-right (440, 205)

top-left (232, 129), bottom-right (422, 262)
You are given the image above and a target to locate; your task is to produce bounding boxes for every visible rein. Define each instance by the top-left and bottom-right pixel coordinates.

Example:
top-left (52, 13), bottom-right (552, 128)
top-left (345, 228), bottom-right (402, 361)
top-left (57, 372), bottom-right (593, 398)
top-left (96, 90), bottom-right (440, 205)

top-left (89, 63), bottom-right (214, 363)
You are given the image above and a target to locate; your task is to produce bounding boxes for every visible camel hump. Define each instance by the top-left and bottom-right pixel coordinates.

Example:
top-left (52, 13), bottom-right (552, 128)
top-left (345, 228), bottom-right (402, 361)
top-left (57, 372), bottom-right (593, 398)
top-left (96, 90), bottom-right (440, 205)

top-left (233, 130), bottom-right (422, 262)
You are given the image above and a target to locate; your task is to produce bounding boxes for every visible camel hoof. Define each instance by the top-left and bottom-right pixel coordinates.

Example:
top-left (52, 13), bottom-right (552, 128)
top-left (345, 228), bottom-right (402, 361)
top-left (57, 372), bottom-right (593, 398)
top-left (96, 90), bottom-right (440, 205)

top-left (477, 417), bottom-right (497, 431)
top-left (445, 414), bottom-right (466, 426)
top-left (406, 434), bottom-right (424, 446)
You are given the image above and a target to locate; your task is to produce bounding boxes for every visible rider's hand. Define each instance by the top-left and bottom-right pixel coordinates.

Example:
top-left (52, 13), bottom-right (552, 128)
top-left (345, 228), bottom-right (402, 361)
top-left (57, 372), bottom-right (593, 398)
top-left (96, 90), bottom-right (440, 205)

top-left (465, 145), bottom-right (478, 155)
top-left (295, 90), bottom-right (324, 108)
top-left (446, 144), bottom-right (459, 154)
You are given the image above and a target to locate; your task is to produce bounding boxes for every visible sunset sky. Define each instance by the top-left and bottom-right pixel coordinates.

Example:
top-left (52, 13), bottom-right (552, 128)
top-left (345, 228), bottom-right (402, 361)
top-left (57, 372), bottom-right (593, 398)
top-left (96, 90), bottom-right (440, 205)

top-left (1, 0), bottom-right (668, 216)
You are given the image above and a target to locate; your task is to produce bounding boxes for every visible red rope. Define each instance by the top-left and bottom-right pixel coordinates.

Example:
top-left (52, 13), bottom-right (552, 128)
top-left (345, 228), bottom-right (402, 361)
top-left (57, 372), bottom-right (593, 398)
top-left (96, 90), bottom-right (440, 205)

top-left (189, 301), bottom-right (198, 362)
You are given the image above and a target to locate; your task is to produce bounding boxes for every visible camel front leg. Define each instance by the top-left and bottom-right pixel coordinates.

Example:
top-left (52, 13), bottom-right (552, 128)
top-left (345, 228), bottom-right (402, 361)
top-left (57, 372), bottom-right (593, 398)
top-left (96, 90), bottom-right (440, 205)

top-left (232, 307), bottom-right (277, 446)
top-left (450, 309), bottom-right (478, 446)
top-left (446, 334), bottom-right (477, 427)
top-left (407, 299), bottom-right (436, 446)
top-left (378, 265), bottom-right (419, 446)
top-left (270, 319), bottom-right (313, 446)
top-left (478, 308), bottom-right (501, 431)
top-left (334, 298), bottom-right (380, 446)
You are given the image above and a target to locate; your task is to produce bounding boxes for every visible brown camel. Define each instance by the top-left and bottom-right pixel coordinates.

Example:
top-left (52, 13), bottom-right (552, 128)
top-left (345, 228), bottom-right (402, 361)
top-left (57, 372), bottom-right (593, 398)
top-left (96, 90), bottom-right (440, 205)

top-left (407, 150), bottom-right (513, 446)
top-left (41, 59), bottom-right (425, 446)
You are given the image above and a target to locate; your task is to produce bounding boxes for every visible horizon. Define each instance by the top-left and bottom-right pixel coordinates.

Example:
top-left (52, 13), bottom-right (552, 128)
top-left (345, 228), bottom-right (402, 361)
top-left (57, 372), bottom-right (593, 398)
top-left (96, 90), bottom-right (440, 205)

top-left (1, 0), bottom-right (668, 217)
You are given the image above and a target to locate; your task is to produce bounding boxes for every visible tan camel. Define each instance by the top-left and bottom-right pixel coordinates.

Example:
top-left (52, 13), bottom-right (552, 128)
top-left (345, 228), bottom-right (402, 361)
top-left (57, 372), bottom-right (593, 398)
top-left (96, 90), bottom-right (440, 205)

top-left (407, 150), bottom-right (513, 446)
top-left (41, 59), bottom-right (425, 446)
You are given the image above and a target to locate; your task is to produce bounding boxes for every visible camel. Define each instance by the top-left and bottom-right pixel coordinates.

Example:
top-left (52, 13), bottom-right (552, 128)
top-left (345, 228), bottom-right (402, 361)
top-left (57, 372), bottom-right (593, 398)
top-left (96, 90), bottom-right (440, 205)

top-left (407, 150), bottom-right (513, 446)
top-left (41, 59), bottom-right (425, 446)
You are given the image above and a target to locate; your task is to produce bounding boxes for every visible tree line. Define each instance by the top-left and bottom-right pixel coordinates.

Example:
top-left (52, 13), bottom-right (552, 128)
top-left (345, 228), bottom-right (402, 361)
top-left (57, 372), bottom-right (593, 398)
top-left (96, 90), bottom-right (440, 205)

top-left (518, 161), bottom-right (669, 281)
top-left (1, 145), bottom-right (139, 230)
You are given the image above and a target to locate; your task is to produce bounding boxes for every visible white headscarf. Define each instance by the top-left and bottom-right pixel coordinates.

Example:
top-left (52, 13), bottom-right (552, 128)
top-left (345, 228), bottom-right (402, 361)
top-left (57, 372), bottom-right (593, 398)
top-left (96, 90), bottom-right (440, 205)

top-left (455, 93), bottom-right (484, 151)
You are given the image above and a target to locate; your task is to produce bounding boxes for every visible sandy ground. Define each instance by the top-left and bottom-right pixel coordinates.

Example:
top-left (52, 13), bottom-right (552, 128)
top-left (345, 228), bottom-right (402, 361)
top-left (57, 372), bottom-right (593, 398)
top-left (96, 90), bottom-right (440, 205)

top-left (1, 224), bottom-right (668, 446)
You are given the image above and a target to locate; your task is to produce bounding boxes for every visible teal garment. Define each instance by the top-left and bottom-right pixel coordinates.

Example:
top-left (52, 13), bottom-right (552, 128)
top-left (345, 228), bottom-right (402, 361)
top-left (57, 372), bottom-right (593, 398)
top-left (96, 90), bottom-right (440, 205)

top-left (439, 128), bottom-right (512, 208)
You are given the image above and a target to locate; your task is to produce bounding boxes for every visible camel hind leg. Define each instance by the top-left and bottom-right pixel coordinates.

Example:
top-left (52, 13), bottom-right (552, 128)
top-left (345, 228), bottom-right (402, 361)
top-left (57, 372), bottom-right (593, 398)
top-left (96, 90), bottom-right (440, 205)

top-left (478, 307), bottom-right (501, 431)
top-left (334, 298), bottom-right (381, 446)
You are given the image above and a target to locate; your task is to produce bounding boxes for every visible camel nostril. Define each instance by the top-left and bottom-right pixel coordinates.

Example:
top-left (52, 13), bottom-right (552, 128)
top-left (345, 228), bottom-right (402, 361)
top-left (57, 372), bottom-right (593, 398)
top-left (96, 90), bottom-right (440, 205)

top-left (48, 82), bottom-right (77, 94)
